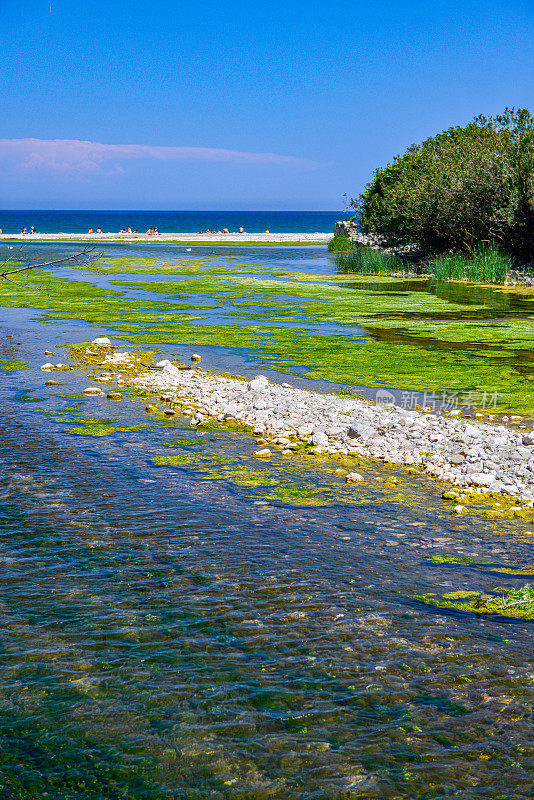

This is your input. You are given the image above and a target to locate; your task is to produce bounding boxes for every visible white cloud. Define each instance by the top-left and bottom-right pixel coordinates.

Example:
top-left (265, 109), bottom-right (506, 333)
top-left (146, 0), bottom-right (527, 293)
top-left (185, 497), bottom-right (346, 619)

top-left (0, 138), bottom-right (317, 175)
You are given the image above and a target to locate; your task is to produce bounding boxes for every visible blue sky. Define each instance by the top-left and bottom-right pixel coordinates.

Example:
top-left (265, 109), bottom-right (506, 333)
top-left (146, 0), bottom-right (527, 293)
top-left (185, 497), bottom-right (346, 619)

top-left (0, 0), bottom-right (533, 209)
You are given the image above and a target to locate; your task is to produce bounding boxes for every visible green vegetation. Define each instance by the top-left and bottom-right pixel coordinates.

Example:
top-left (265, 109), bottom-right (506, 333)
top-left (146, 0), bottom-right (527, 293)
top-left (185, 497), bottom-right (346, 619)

top-left (335, 246), bottom-right (403, 275)
top-left (327, 234), bottom-right (356, 253)
top-left (0, 359), bottom-right (29, 371)
top-left (4, 254), bottom-right (534, 411)
top-left (414, 583), bottom-right (534, 620)
top-left (430, 244), bottom-right (511, 283)
top-left (355, 107), bottom-right (534, 258)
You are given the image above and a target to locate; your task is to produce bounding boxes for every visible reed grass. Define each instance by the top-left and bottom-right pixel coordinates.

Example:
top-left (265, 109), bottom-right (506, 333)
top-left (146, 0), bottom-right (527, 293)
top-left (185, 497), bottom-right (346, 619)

top-left (430, 244), bottom-right (511, 283)
top-left (336, 246), bottom-right (403, 275)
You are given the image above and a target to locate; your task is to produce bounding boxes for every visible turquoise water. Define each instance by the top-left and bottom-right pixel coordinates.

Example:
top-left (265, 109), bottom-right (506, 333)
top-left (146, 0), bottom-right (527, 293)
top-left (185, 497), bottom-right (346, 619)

top-left (0, 210), bottom-right (340, 235)
top-left (0, 244), bottom-right (533, 798)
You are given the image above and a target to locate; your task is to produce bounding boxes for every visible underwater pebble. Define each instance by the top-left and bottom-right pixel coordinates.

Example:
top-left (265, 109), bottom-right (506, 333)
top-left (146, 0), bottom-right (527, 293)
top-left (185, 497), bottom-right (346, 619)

top-left (44, 380), bottom-right (58, 386)
top-left (83, 387), bottom-right (105, 396)
top-left (107, 392), bottom-right (123, 400)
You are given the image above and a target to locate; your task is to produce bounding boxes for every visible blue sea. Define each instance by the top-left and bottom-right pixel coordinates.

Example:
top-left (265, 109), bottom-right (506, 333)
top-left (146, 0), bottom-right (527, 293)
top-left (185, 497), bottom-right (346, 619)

top-left (0, 210), bottom-right (340, 234)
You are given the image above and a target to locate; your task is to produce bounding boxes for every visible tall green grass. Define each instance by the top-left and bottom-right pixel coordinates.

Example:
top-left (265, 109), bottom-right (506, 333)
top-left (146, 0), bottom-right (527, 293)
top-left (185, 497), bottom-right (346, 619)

top-left (430, 244), bottom-right (511, 283)
top-left (336, 246), bottom-right (403, 275)
top-left (328, 234), bottom-right (356, 253)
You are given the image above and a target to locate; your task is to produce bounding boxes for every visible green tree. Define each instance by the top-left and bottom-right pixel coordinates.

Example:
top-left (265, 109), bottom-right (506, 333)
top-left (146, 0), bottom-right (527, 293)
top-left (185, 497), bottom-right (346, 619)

top-left (354, 108), bottom-right (534, 257)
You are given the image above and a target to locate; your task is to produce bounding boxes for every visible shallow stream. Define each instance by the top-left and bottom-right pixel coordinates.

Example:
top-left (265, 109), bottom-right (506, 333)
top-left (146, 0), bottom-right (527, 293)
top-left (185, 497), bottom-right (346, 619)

top-left (0, 244), bottom-right (533, 798)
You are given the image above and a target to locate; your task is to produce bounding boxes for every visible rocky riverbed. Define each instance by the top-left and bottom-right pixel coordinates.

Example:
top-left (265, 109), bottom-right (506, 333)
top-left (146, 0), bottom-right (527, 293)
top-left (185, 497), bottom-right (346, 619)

top-left (110, 351), bottom-right (534, 510)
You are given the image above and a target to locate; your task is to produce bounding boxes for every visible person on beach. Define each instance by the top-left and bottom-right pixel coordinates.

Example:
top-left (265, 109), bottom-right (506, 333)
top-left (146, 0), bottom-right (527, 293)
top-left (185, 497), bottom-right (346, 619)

top-left (21, 227), bottom-right (27, 235)
top-left (96, 227), bottom-right (102, 234)
top-left (154, 227), bottom-right (160, 235)
top-left (222, 228), bottom-right (229, 234)
top-left (88, 227), bottom-right (94, 234)
top-left (120, 228), bottom-right (126, 234)
top-left (206, 228), bottom-right (212, 234)
top-left (239, 226), bottom-right (245, 234)
top-left (146, 228), bottom-right (153, 235)
top-left (265, 229), bottom-right (269, 233)
top-left (30, 226), bottom-right (36, 234)
top-left (127, 226), bottom-right (132, 233)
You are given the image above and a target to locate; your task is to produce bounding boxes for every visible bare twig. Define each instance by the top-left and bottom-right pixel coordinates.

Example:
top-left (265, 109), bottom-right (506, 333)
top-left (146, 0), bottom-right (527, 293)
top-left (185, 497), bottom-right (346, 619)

top-left (0, 246), bottom-right (100, 286)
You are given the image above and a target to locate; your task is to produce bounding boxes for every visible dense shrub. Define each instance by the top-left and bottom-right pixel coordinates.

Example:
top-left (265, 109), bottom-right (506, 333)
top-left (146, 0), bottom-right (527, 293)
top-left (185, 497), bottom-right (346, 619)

top-left (328, 234), bottom-right (356, 253)
top-left (354, 108), bottom-right (534, 258)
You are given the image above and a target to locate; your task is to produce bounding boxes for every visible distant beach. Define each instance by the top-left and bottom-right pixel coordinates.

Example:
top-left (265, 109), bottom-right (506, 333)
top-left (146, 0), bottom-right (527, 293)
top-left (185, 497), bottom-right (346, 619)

top-left (0, 231), bottom-right (331, 244)
top-left (0, 209), bottom-right (339, 237)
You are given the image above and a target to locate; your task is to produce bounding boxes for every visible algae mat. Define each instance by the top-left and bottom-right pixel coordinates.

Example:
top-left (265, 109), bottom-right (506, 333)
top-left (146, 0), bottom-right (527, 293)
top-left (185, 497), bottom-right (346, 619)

top-left (1, 246), bottom-right (534, 411)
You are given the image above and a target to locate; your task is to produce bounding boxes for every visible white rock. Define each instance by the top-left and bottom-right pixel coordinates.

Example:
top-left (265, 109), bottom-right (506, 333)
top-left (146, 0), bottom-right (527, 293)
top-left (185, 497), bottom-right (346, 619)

top-left (345, 472), bottom-right (364, 483)
top-left (469, 472), bottom-right (494, 487)
top-left (83, 386), bottom-right (105, 396)
top-left (253, 448), bottom-right (272, 458)
top-left (309, 431), bottom-right (329, 447)
top-left (92, 337), bottom-right (111, 345)
top-left (105, 351), bottom-right (132, 364)
top-left (40, 363), bottom-right (55, 370)
top-left (248, 375), bottom-right (269, 392)
top-left (348, 422), bottom-right (375, 440)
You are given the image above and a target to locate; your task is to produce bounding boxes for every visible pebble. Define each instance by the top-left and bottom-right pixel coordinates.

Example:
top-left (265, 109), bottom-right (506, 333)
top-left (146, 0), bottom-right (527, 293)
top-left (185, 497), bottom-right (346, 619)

top-left (45, 380), bottom-right (58, 386)
top-left (345, 472), bottom-right (364, 483)
top-left (191, 354), bottom-right (202, 362)
top-left (253, 448), bottom-right (272, 458)
top-left (92, 337), bottom-right (112, 345)
top-left (83, 386), bottom-right (105, 396)
top-left (40, 363), bottom-right (55, 370)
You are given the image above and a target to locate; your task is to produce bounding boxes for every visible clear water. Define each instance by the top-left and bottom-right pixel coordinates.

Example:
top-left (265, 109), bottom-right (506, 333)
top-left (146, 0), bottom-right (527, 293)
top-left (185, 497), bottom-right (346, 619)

top-left (0, 244), bottom-right (533, 799)
top-left (0, 210), bottom-right (340, 235)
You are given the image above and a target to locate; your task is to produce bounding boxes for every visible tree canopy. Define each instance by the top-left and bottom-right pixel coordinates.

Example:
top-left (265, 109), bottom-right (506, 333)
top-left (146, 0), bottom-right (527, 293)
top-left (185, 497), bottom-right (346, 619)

top-left (354, 108), bottom-right (534, 258)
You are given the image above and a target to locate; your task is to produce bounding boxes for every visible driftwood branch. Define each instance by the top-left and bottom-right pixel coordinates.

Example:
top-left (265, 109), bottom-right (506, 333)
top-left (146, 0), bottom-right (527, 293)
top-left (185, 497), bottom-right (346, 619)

top-left (0, 246), bottom-right (100, 286)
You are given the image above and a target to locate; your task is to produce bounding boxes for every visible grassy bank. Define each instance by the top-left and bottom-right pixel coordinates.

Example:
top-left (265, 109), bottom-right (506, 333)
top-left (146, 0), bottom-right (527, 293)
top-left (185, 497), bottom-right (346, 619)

top-left (332, 239), bottom-right (516, 284)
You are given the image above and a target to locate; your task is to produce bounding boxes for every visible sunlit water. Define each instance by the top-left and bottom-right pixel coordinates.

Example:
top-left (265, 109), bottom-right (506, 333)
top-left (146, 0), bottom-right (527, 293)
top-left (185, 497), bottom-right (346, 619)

top-left (0, 244), bottom-right (533, 798)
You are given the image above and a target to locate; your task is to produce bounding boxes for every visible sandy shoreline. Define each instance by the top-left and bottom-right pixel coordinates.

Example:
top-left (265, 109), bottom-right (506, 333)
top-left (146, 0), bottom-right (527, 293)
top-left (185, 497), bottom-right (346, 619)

top-left (0, 232), bottom-right (331, 244)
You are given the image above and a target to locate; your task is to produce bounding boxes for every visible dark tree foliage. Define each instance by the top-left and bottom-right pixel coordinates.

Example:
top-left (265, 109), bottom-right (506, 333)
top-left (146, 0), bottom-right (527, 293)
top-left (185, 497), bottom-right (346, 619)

top-left (354, 108), bottom-right (534, 257)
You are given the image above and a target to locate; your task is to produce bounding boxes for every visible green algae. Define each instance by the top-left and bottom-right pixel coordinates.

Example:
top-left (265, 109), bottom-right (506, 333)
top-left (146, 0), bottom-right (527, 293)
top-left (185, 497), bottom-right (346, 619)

top-left (5, 254), bottom-right (534, 411)
top-left (153, 453), bottom-right (231, 466)
top-left (82, 256), bottom-right (275, 276)
top-left (414, 584), bottom-right (534, 620)
top-left (429, 555), bottom-right (476, 565)
top-left (263, 484), bottom-right (325, 505)
top-left (163, 438), bottom-right (200, 447)
top-left (0, 359), bottom-right (29, 371)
